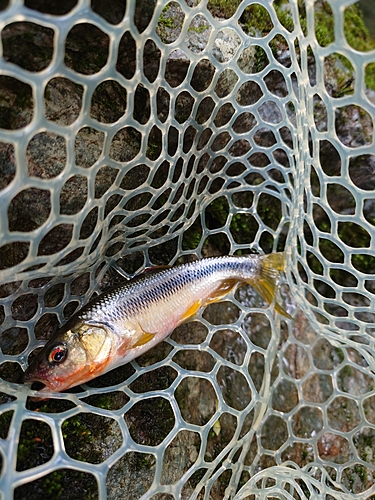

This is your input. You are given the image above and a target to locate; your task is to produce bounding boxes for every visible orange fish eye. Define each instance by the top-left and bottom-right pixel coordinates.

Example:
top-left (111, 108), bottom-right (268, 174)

top-left (48, 345), bottom-right (67, 365)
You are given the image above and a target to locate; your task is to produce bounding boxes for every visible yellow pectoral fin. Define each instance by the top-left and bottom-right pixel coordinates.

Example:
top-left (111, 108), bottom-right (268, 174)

top-left (132, 321), bottom-right (157, 348)
top-left (132, 331), bottom-right (155, 348)
top-left (181, 299), bottom-right (202, 322)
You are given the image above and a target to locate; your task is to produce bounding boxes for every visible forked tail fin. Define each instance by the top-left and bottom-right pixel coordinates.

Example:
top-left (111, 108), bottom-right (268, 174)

top-left (251, 252), bottom-right (291, 318)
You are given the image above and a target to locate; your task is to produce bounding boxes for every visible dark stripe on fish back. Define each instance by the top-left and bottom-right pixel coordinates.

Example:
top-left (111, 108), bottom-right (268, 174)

top-left (78, 257), bottom-right (248, 323)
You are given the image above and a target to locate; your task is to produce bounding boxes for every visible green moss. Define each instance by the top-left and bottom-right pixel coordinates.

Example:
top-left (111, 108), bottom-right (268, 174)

top-left (146, 141), bottom-right (160, 160)
top-left (307, 252), bottom-right (323, 275)
top-left (319, 239), bottom-right (344, 263)
top-left (41, 472), bottom-right (64, 497)
top-left (188, 24), bottom-right (209, 34)
top-left (133, 452), bottom-right (154, 470)
top-left (0, 410), bottom-right (13, 439)
top-left (337, 348), bottom-right (345, 363)
top-left (16, 420), bottom-right (54, 472)
top-left (352, 254), bottom-right (375, 274)
top-left (253, 45), bottom-right (269, 73)
top-left (355, 464), bottom-right (367, 482)
top-left (205, 197), bottom-right (229, 229)
top-left (274, 1), bottom-right (295, 33)
top-left (341, 364), bottom-right (353, 378)
top-left (14, 469), bottom-right (98, 500)
top-left (365, 62), bottom-right (375, 92)
top-left (257, 193), bottom-right (282, 231)
top-left (181, 215), bottom-right (203, 251)
top-left (344, 4), bottom-right (375, 53)
top-left (314, 0), bottom-right (335, 47)
top-left (240, 4), bottom-right (274, 37)
top-left (338, 222), bottom-right (371, 248)
top-left (230, 213), bottom-right (258, 245)
top-left (159, 15), bottom-right (175, 29)
top-left (61, 413), bottom-right (113, 464)
top-left (156, 3), bottom-right (183, 43)
top-left (207, 0), bottom-right (242, 19)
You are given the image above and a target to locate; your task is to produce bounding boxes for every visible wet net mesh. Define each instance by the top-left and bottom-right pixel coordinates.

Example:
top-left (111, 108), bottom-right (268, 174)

top-left (0, 0), bottom-right (375, 498)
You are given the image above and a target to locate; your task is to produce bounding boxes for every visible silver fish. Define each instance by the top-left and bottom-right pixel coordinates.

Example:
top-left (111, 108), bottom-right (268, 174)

top-left (24, 252), bottom-right (289, 394)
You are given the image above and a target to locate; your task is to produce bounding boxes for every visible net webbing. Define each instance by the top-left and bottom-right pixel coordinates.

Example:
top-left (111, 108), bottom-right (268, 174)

top-left (0, 0), bottom-right (374, 498)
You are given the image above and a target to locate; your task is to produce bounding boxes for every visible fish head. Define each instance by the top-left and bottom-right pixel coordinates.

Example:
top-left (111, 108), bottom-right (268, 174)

top-left (24, 320), bottom-right (114, 395)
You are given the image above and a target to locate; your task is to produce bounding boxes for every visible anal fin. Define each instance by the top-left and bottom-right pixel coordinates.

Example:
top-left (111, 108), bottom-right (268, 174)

top-left (206, 279), bottom-right (238, 304)
top-left (181, 300), bottom-right (202, 322)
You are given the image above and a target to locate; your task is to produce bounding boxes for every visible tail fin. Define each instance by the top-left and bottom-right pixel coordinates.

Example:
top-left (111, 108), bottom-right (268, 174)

top-left (251, 252), bottom-right (291, 318)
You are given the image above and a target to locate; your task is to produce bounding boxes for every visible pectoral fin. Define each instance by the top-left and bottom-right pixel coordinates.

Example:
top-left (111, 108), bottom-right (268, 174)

top-left (132, 321), bottom-right (157, 347)
top-left (133, 331), bottom-right (155, 347)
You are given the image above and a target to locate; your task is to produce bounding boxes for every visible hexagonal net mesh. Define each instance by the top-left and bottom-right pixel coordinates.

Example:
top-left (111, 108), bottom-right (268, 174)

top-left (0, 0), bottom-right (374, 498)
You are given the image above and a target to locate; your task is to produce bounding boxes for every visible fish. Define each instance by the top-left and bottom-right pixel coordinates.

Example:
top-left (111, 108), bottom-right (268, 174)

top-left (24, 252), bottom-right (290, 395)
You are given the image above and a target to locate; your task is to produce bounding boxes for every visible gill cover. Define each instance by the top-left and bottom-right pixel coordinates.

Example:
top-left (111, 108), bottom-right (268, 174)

top-left (24, 321), bottom-right (113, 393)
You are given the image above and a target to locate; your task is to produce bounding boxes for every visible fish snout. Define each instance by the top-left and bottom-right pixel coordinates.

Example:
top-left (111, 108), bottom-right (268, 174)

top-left (23, 358), bottom-right (50, 385)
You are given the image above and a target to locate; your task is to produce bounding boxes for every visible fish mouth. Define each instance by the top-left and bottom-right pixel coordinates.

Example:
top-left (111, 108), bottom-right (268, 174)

top-left (23, 370), bottom-right (58, 400)
top-left (23, 379), bottom-right (53, 401)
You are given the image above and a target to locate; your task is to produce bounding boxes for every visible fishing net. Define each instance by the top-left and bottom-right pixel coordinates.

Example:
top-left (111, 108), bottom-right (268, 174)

top-left (0, 0), bottom-right (374, 498)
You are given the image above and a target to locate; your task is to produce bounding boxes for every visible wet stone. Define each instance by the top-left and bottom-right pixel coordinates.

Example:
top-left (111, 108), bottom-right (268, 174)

top-left (341, 463), bottom-right (375, 494)
top-left (172, 350), bottom-right (215, 372)
top-left (217, 366), bottom-right (251, 411)
top-left (302, 373), bottom-right (333, 403)
top-left (0, 76), bottom-right (33, 130)
top-left (272, 379), bottom-right (299, 413)
top-left (312, 339), bottom-right (344, 370)
top-left (2, 22), bottom-right (54, 72)
top-left (0, 327), bottom-right (29, 355)
top-left (203, 300), bottom-right (240, 325)
top-left (160, 430), bottom-right (200, 484)
top-left (317, 432), bottom-right (353, 464)
top-left (124, 397), bottom-right (175, 446)
top-left (74, 127), bottom-right (104, 168)
top-left (327, 396), bottom-right (361, 432)
top-left (0, 142), bottom-right (16, 190)
top-left (129, 366), bottom-right (177, 393)
top-left (175, 377), bottom-right (216, 426)
top-left (282, 343), bottom-right (311, 379)
top-left (170, 321), bottom-right (209, 344)
top-left (27, 132), bottom-right (66, 179)
top-left (107, 452), bottom-right (155, 499)
top-left (63, 413), bottom-right (121, 464)
top-left (281, 442), bottom-right (316, 468)
top-left (204, 413), bottom-right (237, 462)
top-left (291, 406), bottom-right (323, 439)
top-left (44, 77), bottom-right (83, 125)
top-left (242, 311), bottom-right (272, 350)
top-left (337, 364), bottom-right (375, 396)
top-left (209, 329), bottom-right (246, 365)
top-left (248, 351), bottom-right (265, 393)
top-left (261, 414), bottom-right (288, 451)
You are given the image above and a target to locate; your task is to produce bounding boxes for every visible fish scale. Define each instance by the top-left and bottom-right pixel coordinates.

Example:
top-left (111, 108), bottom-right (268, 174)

top-left (24, 252), bottom-right (289, 395)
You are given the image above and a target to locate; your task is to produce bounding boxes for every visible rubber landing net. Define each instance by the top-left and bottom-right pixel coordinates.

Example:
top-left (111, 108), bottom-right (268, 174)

top-left (0, 0), bottom-right (374, 498)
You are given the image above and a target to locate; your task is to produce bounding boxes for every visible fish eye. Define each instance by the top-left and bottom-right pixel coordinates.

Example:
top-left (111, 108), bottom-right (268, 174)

top-left (48, 345), bottom-right (67, 365)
